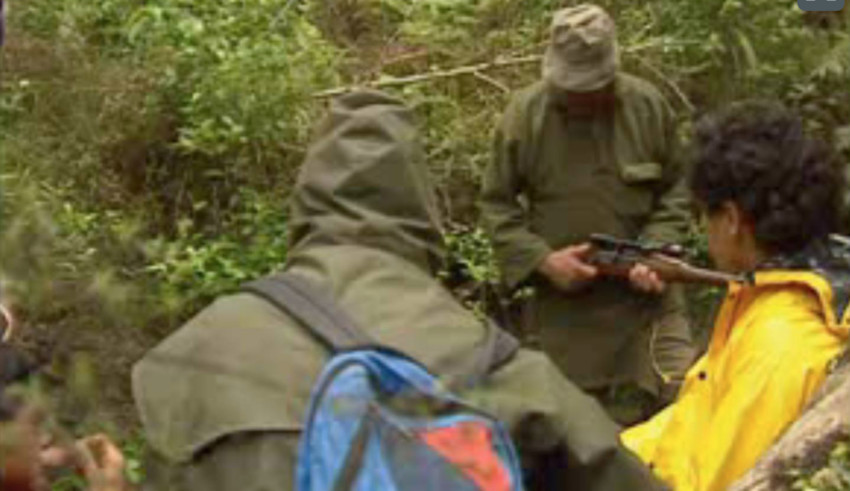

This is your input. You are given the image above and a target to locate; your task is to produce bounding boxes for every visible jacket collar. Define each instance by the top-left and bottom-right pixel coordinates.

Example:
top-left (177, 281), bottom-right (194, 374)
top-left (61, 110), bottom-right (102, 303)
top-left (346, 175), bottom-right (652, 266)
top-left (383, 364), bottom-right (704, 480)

top-left (748, 237), bottom-right (850, 327)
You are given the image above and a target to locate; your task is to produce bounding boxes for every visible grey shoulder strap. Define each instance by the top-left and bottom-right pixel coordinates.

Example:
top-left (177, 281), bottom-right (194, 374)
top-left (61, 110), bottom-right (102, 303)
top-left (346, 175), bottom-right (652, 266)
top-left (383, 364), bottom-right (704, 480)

top-left (242, 273), bottom-right (519, 381)
top-left (464, 319), bottom-right (521, 385)
top-left (243, 273), bottom-right (374, 351)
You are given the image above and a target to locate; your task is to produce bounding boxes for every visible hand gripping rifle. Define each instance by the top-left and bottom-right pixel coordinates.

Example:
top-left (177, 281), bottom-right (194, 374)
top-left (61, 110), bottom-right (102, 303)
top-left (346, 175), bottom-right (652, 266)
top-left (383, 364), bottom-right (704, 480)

top-left (587, 234), bottom-right (745, 287)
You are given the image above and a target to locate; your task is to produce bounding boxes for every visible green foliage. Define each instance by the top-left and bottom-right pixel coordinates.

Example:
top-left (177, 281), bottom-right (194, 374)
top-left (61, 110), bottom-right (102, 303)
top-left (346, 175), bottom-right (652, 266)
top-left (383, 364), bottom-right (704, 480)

top-left (50, 475), bottom-right (87, 491)
top-left (124, 0), bottom-right (339, 160)
top-left (613, 0), bottom-right (831, 104)
top-left (791, 441), bottom-right (850, 491)
top-left (0, 178), bottom-right (144, 322)
top-left (444, 223), bottom-right (500, 285)
top-left (10, 0), bottom-right (339, 226)
top-left (120, 433), bottom-right (148, 486)
top-left (144, 190), bottom-right (290, 312)
top-left (441, 223), bottom-right (501, 318)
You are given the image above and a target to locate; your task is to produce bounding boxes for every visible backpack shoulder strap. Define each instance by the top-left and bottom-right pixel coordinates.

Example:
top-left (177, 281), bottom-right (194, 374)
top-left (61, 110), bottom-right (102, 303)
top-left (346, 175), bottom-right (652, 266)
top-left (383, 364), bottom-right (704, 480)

top-left (464, 320), bottom-right (520, 385)
top-left (242, 273), bottom-right (519, 379)
top-left (242, 273), bottom-right (373, 352)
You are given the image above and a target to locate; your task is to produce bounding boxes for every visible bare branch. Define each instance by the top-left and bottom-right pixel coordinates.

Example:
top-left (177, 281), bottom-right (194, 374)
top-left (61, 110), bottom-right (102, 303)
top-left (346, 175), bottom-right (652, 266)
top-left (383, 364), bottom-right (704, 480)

top-left (314, 55), bottom-right (542, 98)
top-left (472, 70), bottom-right (510, 94)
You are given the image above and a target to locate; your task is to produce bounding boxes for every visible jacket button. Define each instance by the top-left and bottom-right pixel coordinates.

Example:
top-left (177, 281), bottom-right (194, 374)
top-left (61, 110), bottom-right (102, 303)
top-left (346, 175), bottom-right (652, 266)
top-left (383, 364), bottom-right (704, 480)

top-left (698, 371), bottom-right (707, 380)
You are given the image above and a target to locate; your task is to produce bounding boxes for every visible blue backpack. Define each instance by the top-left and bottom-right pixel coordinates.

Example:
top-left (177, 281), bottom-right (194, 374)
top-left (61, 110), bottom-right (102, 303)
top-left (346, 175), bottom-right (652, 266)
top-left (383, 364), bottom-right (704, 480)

top-left (245, 274), bottom-right (524, 491)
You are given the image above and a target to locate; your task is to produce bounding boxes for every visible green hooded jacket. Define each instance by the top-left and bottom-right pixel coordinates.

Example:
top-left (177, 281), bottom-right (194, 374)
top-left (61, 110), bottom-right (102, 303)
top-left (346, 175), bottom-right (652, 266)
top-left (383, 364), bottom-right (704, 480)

top-left (133, 90), bottom-right (665, 491)
top-left (480, 74), bottom-right (694, 394)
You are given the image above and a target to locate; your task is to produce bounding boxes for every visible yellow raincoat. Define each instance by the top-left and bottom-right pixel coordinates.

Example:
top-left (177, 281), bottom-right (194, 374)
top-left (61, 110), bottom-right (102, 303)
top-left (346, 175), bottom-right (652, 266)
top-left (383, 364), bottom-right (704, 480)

top-left (622, 268), bottom-right (850, 491)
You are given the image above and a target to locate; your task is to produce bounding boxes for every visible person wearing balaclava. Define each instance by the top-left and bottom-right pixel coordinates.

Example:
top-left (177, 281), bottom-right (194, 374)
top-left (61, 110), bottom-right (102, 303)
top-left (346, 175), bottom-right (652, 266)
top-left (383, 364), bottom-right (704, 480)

top-left (480, 4), bottom-right (695, 424)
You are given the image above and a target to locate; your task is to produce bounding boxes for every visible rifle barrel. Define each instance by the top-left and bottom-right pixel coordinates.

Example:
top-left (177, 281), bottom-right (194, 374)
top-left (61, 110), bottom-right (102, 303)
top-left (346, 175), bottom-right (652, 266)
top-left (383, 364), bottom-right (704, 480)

top-left (643, 254), bottom-right (743, 287)
top-left (588, 248), bottom-right (744, 287)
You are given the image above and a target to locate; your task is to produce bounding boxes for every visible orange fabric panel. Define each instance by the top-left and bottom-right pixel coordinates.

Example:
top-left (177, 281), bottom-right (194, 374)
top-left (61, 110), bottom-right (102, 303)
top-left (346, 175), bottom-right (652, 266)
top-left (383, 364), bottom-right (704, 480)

top-left (419, 422), bottom-right (512, 491)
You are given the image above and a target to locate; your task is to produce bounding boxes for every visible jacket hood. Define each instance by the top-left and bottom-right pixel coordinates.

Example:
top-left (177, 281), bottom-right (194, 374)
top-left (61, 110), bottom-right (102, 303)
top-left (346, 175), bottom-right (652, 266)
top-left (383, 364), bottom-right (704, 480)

top-left (754, 236), bottom-right (850, 330)
top-left (288, 90), bottom-right (446, 272)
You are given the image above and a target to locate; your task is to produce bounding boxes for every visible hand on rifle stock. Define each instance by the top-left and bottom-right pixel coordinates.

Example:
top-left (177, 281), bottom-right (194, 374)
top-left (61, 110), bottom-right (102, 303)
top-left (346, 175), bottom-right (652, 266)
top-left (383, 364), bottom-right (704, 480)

top-left (538, 244), bottom-right (599, 292)
top-left (628, 263), bottom-right (666, 294)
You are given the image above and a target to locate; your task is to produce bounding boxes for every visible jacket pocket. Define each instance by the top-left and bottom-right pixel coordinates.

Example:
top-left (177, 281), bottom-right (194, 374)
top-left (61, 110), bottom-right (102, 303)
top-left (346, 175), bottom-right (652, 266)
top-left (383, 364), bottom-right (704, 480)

top-left (619, 162), bottom-right (664, 184)
top-left (613, 162), bottom-right (663, 232)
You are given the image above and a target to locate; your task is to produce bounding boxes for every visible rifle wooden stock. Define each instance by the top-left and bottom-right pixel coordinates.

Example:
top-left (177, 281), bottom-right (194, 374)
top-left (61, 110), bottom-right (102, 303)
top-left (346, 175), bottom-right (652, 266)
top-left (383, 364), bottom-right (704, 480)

top-left (588, 250), bottom-right (743, 287)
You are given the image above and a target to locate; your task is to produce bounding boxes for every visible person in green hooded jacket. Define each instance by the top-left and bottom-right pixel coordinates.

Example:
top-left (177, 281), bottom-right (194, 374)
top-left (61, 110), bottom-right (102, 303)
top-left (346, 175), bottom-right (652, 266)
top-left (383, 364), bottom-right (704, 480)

top-left (480, 4), bottom-right (695, 423)
top-left (132, 90), bottom-right (665, 490)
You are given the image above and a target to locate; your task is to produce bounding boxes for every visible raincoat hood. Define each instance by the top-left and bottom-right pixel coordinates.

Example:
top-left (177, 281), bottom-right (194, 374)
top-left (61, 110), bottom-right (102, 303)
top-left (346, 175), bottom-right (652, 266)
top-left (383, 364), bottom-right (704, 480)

top-left (289, 90), bottom-right (446, 272)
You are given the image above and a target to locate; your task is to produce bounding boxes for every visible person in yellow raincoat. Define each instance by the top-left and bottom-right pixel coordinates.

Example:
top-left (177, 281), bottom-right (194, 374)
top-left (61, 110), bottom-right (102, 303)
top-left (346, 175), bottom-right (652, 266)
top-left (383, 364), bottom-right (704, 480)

top-left (622, 101), bottom-right (849, 490)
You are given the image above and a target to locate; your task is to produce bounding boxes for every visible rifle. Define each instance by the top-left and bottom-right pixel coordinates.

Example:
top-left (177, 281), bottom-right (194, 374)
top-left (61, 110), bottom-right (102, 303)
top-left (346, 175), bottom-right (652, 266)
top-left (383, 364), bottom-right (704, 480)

top-left (587, 234), bottom-right (744, 287)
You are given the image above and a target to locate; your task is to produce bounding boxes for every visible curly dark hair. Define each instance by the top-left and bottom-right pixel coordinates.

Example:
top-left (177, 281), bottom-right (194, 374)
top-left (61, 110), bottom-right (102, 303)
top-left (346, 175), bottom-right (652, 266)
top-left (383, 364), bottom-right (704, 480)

top-left (690, 101), bottom-right (844, 255)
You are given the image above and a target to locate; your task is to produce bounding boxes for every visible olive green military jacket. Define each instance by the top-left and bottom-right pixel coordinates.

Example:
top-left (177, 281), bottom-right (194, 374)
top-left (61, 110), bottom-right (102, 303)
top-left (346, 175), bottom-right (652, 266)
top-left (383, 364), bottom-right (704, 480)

top-left (480, 74), bottom-right (692, 393)
top-left (133, 91), bottom-right (664, 491)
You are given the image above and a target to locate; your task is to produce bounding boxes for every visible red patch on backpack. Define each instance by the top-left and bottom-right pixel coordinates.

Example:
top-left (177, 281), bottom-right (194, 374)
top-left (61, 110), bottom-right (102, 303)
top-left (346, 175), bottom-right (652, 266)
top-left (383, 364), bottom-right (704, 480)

top-left (418, 422), bottom-right (512, 491)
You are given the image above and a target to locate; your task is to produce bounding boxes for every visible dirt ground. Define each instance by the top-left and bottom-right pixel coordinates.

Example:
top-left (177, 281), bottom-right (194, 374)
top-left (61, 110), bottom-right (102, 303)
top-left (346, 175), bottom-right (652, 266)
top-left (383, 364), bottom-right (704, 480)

top-left (16, 312), bottom-right (166, 437)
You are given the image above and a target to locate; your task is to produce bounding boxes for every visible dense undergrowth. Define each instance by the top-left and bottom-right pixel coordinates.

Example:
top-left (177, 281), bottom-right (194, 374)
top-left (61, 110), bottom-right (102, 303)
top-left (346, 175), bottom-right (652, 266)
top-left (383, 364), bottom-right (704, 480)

top-left (1, 0), bottom-right (849, 488)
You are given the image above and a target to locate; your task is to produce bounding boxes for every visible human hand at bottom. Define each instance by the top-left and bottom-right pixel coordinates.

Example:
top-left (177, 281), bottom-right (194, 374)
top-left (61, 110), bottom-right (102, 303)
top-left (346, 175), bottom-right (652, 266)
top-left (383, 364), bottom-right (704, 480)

top-left (76, 434), bottom-right (131, 491)
top-left (628, 263), bottom-right (666, 294)
top-left (1, 407), bottom-right (131, 491)
top-left (538, 244), bottom-right (599, 292)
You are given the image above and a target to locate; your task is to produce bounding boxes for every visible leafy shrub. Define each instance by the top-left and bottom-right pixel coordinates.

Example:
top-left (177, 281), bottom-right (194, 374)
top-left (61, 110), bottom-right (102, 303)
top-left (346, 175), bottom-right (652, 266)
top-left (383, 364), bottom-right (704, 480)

top-left (124, 1), bottom-right (339, 159)
top-left (444, 223), bottom-right (500, 285)
top-left (144, 189), bottom-right (290, 313)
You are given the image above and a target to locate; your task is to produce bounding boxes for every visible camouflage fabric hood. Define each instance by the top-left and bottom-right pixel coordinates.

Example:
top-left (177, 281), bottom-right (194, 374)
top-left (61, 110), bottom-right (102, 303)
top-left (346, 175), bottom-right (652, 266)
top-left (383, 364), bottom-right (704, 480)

top-left (288, 90), bottom-right (446, 272)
